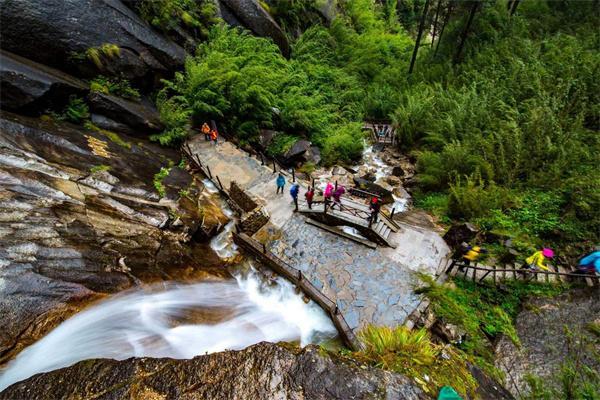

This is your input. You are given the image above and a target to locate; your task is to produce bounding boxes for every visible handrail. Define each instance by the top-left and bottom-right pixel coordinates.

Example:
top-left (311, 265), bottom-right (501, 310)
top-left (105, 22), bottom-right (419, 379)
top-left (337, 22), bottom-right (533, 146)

top-left (232, 231), bottom-right (362, 350)
top-left (450, 263), bottom-right (599, 278)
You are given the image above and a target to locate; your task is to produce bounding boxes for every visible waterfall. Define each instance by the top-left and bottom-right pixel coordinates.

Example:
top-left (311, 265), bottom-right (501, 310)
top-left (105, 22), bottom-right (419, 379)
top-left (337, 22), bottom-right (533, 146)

top-left (0, 269), bottom-right (336, 390)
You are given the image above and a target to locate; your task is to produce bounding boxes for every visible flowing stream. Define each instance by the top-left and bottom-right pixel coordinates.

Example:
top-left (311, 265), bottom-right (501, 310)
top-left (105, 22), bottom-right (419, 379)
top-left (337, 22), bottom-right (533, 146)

top-left (0, 269), bottom-right (336, 390)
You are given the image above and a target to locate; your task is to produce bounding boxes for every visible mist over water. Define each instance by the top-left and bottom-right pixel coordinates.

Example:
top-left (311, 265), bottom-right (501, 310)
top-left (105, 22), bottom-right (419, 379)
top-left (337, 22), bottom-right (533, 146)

top-left (0, 270), bottom-right (336, 390)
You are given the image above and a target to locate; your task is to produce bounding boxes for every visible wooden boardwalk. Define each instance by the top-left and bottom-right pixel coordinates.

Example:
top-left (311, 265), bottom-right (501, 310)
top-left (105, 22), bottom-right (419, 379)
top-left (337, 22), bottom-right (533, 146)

top-left (446, 261), bottom-right (600, 287)
top-left (233, 232), bottom-right (363, 351)
top-left (363, 121), bottom-right (396, 146)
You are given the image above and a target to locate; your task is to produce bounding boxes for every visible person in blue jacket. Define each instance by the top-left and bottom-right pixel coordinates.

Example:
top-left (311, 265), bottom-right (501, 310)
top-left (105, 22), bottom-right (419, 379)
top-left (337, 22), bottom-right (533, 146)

top-left (276, 173), bottom-right (285, 194)
top-left (290, 183), bottom-right (299, 211)
top-left (577, 248), bottom-right (600, 275)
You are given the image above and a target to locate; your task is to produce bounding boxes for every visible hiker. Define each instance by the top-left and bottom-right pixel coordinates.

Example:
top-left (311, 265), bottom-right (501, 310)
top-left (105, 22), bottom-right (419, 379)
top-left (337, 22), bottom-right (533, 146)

top-left (332, 185), bottom-right (345, 210)
top-left (576, 248), bottom-right (600, 275)
top-left (369, 196), bottom-right (380, 224)
top-left (210, 128), bottom-right (218, 145)
top-left (276, 173), bottom-right (285, 194)
top-left (305, 186), bottom-right (314, 209)
top-left (290, 182), bottom-right (300, 211)
top-left (522, 248), bottom-right (554, 272)
top-left (201, 122), bottom-right (211, 141)
top-left (458, 244), bottom-right (487, 271)
top-left (324, 182), bottom-right (334, 205)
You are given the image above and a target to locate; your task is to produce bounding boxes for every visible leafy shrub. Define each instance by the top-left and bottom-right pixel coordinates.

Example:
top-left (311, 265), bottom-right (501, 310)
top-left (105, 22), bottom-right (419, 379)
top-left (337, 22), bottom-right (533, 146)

top-left (57, 96), bottom-right (89, 124)
top-left (89, 76), bottom-right (140, 100)
top-left (90, 165), bottom-right (111, 173)
top-left (153, 166), bottom-right (172, 198)
top-left (448, 176), bottom-right (514, 220)
top-left (267, 134), bottom-right (297, 157)
top-left (319, 123), bottom-right (365, 165)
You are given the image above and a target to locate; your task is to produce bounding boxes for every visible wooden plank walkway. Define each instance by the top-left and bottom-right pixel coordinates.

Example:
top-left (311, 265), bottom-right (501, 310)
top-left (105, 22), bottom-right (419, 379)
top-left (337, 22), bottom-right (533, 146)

top-left (233, 231), bottom-right (363, 351)
top-left (363, 121), bottom-right (396, 146)
top-left (445, 261), bottom-right (600, 287)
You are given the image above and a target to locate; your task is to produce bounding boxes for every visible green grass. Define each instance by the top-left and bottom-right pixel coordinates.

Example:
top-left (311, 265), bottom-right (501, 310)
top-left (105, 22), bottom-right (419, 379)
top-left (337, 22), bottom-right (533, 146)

top-left (90, 165), bottom-right (111, 174)
top-left (352, 325), bottom-right (478, 398)
top-left (86, 44), bottom-right (120, 68)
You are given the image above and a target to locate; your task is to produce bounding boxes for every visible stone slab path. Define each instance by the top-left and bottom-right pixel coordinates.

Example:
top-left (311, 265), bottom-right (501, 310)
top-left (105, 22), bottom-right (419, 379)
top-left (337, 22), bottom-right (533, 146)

top-left (188, 136), bottom-right (450, 331)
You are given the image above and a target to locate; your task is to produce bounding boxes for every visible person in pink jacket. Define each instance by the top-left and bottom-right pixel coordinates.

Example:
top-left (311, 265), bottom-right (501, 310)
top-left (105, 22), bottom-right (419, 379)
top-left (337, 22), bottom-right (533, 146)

top-left (324, 182), bottom-right (334, 202)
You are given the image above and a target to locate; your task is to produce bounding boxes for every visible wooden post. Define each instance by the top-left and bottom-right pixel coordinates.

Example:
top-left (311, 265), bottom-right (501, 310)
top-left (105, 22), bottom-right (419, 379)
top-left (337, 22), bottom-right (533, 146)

top-left (206, 165), bottom-right (212, 179)
top-left (216, 176), bottom-right (224, 191)
top-left (262, 243), bottom-right (266, 253)
top-left (335, 180), bottom-right (338, 190)
top-left (334, 305), bottom-right (339, 315)
top-left (390, 207), bottom-right (395, 219)
top-left (194, 155), bottom-right (202, 168)
top-left (260, 153), bottom-right (264, 165)
top-left (312, 178), bottom-right (315, 188)
top-left (292, 168), bottom-right (295, 182)
top-left (272, 159), bottom-right (276, 173)
top-left (298, 270), bottom-right (302, 281)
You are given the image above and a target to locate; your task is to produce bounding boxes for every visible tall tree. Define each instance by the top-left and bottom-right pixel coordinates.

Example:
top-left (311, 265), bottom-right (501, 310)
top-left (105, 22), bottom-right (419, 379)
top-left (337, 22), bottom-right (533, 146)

top-left (453, 1), bottom-right (479, 65)
top-left (509, 0), bottom-right (521, 16)
top-left (433, 0), bottom-right (453, 57)
top-left (408, 0), bottom-right (431, 74)
top-left (431, 0), bottom-right (443, 47)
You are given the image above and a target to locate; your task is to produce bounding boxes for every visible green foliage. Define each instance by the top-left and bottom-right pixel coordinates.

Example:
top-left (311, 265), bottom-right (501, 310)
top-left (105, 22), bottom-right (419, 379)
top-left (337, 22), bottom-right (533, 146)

top-left (265, 0), bottom-right (323, 36)
top-left (89, 76), bottom-right (141, 101)
top-left (55, 96), bottom-right (89, 124)
top-left (447, 176), bottom-right (514, 220)
top-left (353, 325), bottom-right (478, 397)
top-left (416, 275), bottom-right (567, 367)
top-left (138, 0), bottom-right (218, 39)
top-left (90, 165), bottom-right (111, 174)
top-left (267, 134), bottom-right (297, 157)
top-left (412, 191), bottom-right (450, 223)
top-left (153, 166), bottom-right (172, 198)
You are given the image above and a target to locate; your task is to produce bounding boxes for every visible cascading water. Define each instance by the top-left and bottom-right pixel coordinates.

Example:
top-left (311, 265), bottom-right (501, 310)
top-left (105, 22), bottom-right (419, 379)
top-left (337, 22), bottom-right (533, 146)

top-left (0, 269), bottom-right (337, 390)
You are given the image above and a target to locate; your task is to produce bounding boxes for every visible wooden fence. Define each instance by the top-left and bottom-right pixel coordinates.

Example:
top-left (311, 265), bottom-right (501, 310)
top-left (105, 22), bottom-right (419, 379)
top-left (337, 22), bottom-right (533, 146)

top-left (233, 231), bottom-right (362, 351)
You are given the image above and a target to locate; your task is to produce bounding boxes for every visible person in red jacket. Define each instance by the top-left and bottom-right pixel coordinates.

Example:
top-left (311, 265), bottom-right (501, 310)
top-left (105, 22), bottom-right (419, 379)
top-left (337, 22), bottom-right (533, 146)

top-left (305, 187), bottom-right (315, 209)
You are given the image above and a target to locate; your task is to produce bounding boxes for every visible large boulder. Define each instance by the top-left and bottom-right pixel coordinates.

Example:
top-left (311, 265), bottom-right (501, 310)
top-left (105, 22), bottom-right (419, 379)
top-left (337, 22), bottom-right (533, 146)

top-left (0, 0), bottom-right (185, 85)
top-left (0, 342), bottom-right (429, 399)
top-left (87, 92), bottom-right (163, 135)
top-left (281, 139), bottom-right (320, 165)
top-left (218, 0), bottom-right (290, 57)
top-left (0, 50), bottom-right (87, 113)
top-left (443, 223), bottom-right (479, 249)
top-left (0, 112), bottom-right (227, 363)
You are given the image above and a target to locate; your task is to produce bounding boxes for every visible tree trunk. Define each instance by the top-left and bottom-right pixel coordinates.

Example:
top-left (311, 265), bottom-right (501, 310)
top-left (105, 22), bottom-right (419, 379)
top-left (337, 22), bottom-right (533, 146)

top-left (510, 0), bottom-right (521, 15)
top-left (434, 0), bottom-right (453, 57)
top-left (453, 1), bottom-right (478, 65)
top-left (408, 0), bottom-right (431, 74)
top-left (431, 0), bottom-right (443, 47)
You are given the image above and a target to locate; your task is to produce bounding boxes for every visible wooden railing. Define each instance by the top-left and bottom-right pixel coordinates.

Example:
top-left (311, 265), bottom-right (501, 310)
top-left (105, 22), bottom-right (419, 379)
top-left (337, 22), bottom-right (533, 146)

top-left (447, 261), bottom-right (600, 287)
top-left (233, 231), bottom-right (362, 351)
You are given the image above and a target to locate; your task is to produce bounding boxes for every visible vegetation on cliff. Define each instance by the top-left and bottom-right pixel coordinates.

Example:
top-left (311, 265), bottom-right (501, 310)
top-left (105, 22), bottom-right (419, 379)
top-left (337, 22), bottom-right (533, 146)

top-left (155, 0), bottom-right (598, 252)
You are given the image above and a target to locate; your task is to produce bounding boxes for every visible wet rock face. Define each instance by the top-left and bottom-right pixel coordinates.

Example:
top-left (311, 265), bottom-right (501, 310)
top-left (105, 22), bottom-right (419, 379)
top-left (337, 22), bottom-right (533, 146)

top-left (87, 92), bottom-right (163, 135)
top-left (0, 112), bottom-right (225, 362)
top-left (0, 343), bottom-right (428, 399)
top-left (0, 0), bottom-right (185, 83)
top-left (0, 50), bottom-right (88, 114)
top-left (495, 289), bottom-right (600, 397)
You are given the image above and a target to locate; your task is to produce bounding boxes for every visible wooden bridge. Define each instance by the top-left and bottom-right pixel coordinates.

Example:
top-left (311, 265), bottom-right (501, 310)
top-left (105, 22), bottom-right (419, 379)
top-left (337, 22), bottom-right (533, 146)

top-left (233, 231), bottom-right (362, 351)
top-left (363, 121), bottom-right (396, 146)
top-left (298, 196), bottom-right (400, 247)
top-left (445, 260), bottom-right (600, 287)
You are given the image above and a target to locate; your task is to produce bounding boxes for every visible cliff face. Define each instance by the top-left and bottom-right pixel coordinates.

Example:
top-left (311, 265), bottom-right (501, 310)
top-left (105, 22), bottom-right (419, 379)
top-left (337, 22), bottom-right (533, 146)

top-left (0, 342), bottom-right (428, 400)
top-left (0, 111), bottom-right (229, 363)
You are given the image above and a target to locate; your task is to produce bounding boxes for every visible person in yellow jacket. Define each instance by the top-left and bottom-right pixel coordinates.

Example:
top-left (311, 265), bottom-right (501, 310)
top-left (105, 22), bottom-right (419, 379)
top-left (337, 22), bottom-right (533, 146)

top-left (524, 248), bottom-right (554, 271)
top-left (456, 243), bottom-right (487, 271)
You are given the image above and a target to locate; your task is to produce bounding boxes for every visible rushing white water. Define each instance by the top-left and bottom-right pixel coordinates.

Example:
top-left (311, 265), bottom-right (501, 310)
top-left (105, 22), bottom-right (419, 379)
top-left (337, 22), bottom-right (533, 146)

top-left (0, 270), bottom-right (336, 390)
